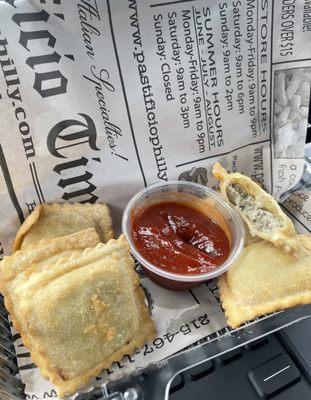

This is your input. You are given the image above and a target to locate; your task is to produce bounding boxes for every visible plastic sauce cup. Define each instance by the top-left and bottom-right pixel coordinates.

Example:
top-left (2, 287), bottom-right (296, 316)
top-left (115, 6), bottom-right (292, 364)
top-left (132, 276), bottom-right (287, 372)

top-left (122, 181), bottom-right (245, 290)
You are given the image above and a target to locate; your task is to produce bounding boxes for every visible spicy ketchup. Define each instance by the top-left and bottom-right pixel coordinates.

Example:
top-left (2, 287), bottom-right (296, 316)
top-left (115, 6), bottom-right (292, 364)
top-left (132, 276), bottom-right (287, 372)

top-left (131, 201), bottom-right (230, 275)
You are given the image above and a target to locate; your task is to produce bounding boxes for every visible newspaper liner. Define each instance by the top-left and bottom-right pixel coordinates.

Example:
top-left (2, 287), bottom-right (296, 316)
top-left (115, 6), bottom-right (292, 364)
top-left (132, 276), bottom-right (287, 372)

top-left (0, 1), bottom-right (310, 398)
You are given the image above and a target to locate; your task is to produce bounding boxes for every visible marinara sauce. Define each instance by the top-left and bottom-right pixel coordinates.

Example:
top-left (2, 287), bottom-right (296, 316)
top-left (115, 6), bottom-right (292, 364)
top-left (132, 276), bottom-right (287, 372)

top-left (131, 201), bottom-right (231, 275)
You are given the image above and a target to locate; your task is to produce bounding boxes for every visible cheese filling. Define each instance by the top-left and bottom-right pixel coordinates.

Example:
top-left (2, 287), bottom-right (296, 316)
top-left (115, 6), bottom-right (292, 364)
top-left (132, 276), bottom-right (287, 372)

top-left (226, 184), bottom-right (283, 233)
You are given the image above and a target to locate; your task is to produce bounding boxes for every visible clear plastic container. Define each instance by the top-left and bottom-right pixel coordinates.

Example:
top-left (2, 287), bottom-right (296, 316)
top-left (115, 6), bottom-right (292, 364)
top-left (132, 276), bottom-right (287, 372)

top-left (122, 181), bottom-right (245, 289)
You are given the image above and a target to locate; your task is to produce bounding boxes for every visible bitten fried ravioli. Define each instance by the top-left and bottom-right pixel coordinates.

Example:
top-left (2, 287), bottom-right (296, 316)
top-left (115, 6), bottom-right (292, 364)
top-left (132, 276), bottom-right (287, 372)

top-left (212, 163), bottom-right (298, 256)
top-left (1, 235), bottom-right (155, 397)
top-left (13, 203), bottom-right (114, 252)
top-left (218, 237), bottom-right (311, 328)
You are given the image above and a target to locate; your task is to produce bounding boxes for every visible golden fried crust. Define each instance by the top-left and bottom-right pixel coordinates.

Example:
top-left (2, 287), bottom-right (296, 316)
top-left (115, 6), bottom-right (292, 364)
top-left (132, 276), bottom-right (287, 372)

top-left (218, 238), bottom-right (311, 328)
top-left (1, 235), bottom-right (155, 398)
top-left (0, 228), bottom-right (100, 282)
top-left (13, 205), bottom-right (42, 251)
top-left (1, 235), bottom-right (136, 334)
top-left (55, 286), bottom-right (155, 398)
top-left (296, 234), bottom-right (311, 250)
top-left (13, 203), bottom-right (114, 252)
top-left (0, 228), bottom-right (101, 361)
top-left (212, 163), bottom-right (298, 256)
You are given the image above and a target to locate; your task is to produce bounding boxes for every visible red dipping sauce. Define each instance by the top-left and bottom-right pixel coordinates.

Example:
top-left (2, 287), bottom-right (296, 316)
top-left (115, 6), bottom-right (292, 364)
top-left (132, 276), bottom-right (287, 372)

top-left (131, 201), bottom-right (231, 275)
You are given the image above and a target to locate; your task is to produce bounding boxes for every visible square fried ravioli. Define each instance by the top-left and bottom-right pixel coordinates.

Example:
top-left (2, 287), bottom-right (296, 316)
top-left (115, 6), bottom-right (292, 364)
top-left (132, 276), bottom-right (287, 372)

top-left (1, 235), bottom-right (154, 397)
top-left (219, 236), bottom-right (311, 328)
top-left (0, 228), bottom-right (101, 336)
top-left (13, 202), bottom-right (114, 252)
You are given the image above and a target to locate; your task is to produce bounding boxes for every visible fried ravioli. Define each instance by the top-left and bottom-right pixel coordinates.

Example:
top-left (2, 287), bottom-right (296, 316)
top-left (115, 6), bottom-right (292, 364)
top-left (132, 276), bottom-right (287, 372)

top-left (13, 203), bottom-right (114, 252)
top-left (212, 163), bottom-right (298, 256)
top-left (0, 229), bottom-right (101, 350)
top-left (1, 228), bottom-right (100, 283)
top-left (218, 237), bottom-right (311, 328)
top-left (1, 235), bottom-right (154, 397)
